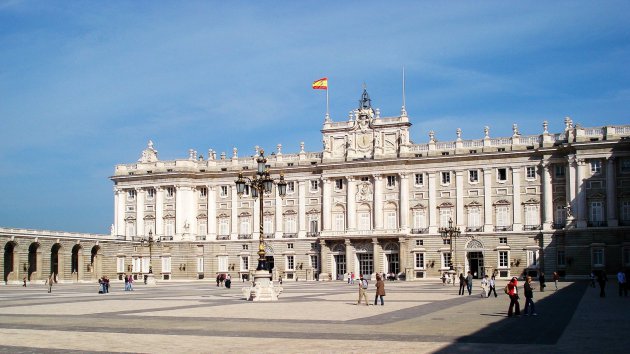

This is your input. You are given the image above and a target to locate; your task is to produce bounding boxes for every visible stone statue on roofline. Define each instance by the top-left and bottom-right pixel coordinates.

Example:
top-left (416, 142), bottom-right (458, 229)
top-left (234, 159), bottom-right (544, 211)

top-left (139, 140), bottom-right (158, 163)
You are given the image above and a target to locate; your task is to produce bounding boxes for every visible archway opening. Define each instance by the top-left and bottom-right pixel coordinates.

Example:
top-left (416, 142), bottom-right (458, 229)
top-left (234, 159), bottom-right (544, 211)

top-left (28, 243), bottom-right (39, 281)
top-left (50, 243), bottom-right (62, 279)
top-left (4, 242), bottom-right (17, 283)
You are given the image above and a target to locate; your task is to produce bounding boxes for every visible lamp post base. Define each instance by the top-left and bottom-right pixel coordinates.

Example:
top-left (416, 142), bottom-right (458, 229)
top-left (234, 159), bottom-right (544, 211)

top-left (242, 270), bottom-right (283, 301)
top-left (145, 273), bottom-right (157, 286)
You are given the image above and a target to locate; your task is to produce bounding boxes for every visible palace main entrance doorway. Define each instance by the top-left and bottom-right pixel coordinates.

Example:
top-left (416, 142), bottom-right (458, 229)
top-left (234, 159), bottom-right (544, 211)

top-left (468, 252), bottom-right (484, 279)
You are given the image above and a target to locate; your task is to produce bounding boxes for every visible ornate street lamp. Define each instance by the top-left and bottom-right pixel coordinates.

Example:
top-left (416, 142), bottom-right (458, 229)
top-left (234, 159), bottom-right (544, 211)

top-left (141, 230), bottom-right (160, 284)
top-left (440, 218), bottom-right (461, 285)
top-left (235, 149), bottom-right (287, 272)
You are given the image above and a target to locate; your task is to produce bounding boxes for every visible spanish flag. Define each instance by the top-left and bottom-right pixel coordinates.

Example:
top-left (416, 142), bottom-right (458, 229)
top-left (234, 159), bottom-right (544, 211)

top-left (312, 77), bottom-right (328, 90)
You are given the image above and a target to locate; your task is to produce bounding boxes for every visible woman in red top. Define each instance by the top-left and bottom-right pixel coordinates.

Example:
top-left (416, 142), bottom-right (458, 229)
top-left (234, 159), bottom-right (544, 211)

top-left (507, 277), bottom-right (521, 317)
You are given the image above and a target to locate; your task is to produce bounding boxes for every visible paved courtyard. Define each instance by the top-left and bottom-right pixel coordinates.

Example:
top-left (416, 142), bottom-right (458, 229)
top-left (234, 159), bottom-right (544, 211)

top-left (0, 278), bottom-right (627, 353)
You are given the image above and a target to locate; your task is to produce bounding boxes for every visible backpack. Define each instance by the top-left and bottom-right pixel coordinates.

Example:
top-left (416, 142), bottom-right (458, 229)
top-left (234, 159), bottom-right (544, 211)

top-left (504, 284), bottom-right (510, 295)
top-left (361, 279), bottom-right (369, 289)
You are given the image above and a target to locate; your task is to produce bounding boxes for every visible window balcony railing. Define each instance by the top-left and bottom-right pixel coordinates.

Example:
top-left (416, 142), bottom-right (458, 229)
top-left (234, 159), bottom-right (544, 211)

top-left (237, 234), bottom-right (252, 240)
top-left (264, 233), bottom-right (275, 239)
top-left (523, 224), bottom-right (541, 231)
top-left (282, 233), bottom-right (297, 239)
top-left (196, 235), bottom-right (207, 241)
top-left (160, 236), bottom-right (174, 241)
top-left (553, 223), bottom-right (566, 229)
top-left (494, 226), bottom-right (513, 232)
top-left (411, 228), bottom-right (429, 234)
top-left (465, 226), bottom-right (483, 232)
top-left (588, 221), bottom-right (607, 227)
top-left (217, 235), bottom-right (230, 240)
top-left (306, 232), bottom-right (320, 237)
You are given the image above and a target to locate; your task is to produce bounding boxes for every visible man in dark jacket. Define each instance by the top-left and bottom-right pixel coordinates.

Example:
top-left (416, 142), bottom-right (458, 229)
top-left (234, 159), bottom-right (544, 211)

top-left (523, 276), bottom-right (537, 316)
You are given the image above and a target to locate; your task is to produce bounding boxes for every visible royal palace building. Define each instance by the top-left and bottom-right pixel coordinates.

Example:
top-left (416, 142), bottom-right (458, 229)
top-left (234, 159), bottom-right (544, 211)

top-left (2, 88), bottom-right (630, 284)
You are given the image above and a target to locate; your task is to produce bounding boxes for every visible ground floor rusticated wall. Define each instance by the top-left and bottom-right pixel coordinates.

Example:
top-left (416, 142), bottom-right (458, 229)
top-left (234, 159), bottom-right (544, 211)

top-left (2, 227), bottom-right (628, 285)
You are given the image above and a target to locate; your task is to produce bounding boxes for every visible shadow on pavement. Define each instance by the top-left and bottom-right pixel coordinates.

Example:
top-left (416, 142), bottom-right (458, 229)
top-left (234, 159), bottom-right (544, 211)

top-left (434, 281), bottom-right (586, 352)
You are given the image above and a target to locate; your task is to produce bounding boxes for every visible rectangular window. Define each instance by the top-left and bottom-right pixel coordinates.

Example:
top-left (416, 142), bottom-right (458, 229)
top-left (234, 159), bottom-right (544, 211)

top-left (557, 250), bottom-right (566, 267)
top-left (527, 250), bottom-right (538, 268)
top-left (467, 207), bottom-right (481, 228)
top-left (415, 239), bottom-right (423, 246)
top-left (287, 243), bottom-right (294, 249)
top-left (220, 186), bottom-right (228, 197)
top-left (386, 211), bottom-right (397, 229)
top-left (439, 209), bottom-right (452, 228)
top-left (592, 248), bottom-right (604, 267)
top-left (147, 188), bottom-right (155, 200)
top-left (414, 253), bottom-right (425, 269)
top-left (441, 171), bottom-right (451, 184)
top-left (117, 257), bottom-right (125, 273)
top-left (413, 210), bottom-right (426, 229)
top-left (287, 182), bottom-right (295, 193)
top-left (525, 205), bottom-right (540, 227)
top-left (242, 244), bottom-right (248, 250)
top-left (621, 159), bottom-right (630, 173)
top-left (310, 180), bottom-right (319, 191)
top-left (217, 255), bottom-right (228, 272)
top-left (469, 170), bottom-right (479, 183)
top-left (358, 212), bottom-right (371, 230)
top-left (526, 166), bottom-right (536, 179)
top-left (442, 252), bottom-right (452, 269)
top-left (555, 205), bottom-right (567, 226)
top-left (196, 256), bottom-right (204, 273)
top-left (589, 201), bottom-right (604, 223)
top-left (499, 251), bottom-right (509, 268)
top-left (443, 238), bottom-right (451, 245)
top-left (415, 173), bottom-right (424, 186)
top-left (127, 189), bottom-right (137, 200)
top-left (264, 216), bottom-right (273, 234)
top-left (199, 187), bottom-right (207, 198)
top-left (219, 218), bottom-right (229, 235)
top-left (286, 255), bottom-right (295, 270)
top-left (284, 216), bottom-right (296, 233)
top-left (241, 256), bottom-right (249, 270)
top-left (497, 168), bottom-right (507, 182)
top-left (622, 201), bottom-right (630, 222)
top-left (499, 237), bottom-right (507, 244)
top-left (555, 164), bottom-right (566, 178)
top-left (162, 257), bottom-right (172, 273)
top-left (590, 160), bottom-right (602, 174)
top-left (166, 187), bottom-right (175, 198)
top-left (165, 219), bottom-right (175, 236)
top-left (310, 255), bottom-right (319, 271)
top-left (335, 179), bottom-right (343, 190)
top-left (198, 220), bottom-right (207, 236)
top-left (334, 213), bottom-right (345, 231)
top-left (239, 217), bottom-right (250, 235)
top-left (496, 206), bottom-right (509, 226)
top-left (387, 175), bottom-right (397, 187)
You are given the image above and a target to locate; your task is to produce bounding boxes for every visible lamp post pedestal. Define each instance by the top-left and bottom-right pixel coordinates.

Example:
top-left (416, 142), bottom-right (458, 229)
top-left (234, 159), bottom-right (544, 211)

top-left (145, 273), bottom-right (157, 286)
top-left (242, 270), bottom-right (283, 301)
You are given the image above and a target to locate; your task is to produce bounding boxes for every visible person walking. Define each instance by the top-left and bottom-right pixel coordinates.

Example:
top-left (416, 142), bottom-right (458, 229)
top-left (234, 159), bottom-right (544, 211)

top-left (553, 271), bottom-right (560, 290)
top-left (538, 272), bottom-right (546, 292)
top-left (374, 274), bottom-right (385, 306)
top-left (458, 273), bottom-right (466, 296)
top-left (480, 275), bottom-right (489, 298)
top-left (357, 274), bottom-right (369, 306)
top-left (523, 276), bottom-right (537, 316)
top-left (45, 274), bottom-right (54, 293)
top-left (597, 271), bottom-right (608, 297)
top-left (590, 271), bottom-right (596, 288)
top-left (488, 275), bottom-right (498, 298)
top-left (466, 271), bottom-right (473, 296)
top-left (441, 273), bottom-right (447, 286)
top-left (128, 275), bottom-right (134, 291)
top-left (617, 270), bottom-right (627, 297)
top-left (23, 276), bottom-right (27, 287)
top-left (225, 274), bottom-right (232, 289)
top-left (124, 274), bottom-right (129, 291)
top-left (351, 272), bottom-right (355, 285)
top-left (506, 277), bottom-right (521, 317)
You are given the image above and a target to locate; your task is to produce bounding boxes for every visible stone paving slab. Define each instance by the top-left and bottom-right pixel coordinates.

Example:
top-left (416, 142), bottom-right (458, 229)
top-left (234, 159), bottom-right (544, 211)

top-left (0, 280), bottom-right (627, 353)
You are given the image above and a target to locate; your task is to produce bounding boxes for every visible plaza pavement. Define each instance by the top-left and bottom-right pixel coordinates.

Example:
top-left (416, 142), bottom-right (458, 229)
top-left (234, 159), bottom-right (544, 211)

top-left (0, 278), bottom-right (627, 353)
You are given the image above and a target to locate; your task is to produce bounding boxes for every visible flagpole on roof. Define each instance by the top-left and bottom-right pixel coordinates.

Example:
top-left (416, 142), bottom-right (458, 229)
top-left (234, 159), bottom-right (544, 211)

top-left (325, 82), bottom-right (330, 122)
top-left (401, 66), bottom-right (407, 117)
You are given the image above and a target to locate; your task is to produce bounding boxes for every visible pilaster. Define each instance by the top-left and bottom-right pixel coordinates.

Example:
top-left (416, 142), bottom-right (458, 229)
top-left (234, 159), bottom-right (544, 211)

top-left (155, 187), bottom-right (164, 237)
top-left (483, 169), bottom-right (493, 232)
top-left (455, 171), bottom-right (464, 227)
top-left (542, 162), bottom-right (554, 230)
top-left (298, 181), bottom-right (307, 237)
top-left (428, 172), bottom-right (437, 233)
top-left (136, 188), bottom-right (145, 237)
top-left (607, 157), bottom-right (618, 227)
top-left (207, 186), bottom-right (217, 240)
top-left (512, 167), bottom-right (522, 231)
top-left (347, 177), bottom-right (357, 231)
top-left (576, 159), bottom-right (587, 228)
top-left (322, 178), bottom-right (332, 231)
top-left (399, 173), bottom-right (409, 231)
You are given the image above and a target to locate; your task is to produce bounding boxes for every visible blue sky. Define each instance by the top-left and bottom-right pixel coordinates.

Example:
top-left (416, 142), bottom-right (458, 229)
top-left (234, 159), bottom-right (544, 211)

top-left (1, 1), bottom-right (629, 234)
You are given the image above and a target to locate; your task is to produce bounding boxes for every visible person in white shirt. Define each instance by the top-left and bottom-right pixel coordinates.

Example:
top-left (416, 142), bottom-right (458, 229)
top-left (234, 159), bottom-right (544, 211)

top-left (480, 275), bottom-right (489, 298)
top-left (617, 270), bottom-right (628, 297)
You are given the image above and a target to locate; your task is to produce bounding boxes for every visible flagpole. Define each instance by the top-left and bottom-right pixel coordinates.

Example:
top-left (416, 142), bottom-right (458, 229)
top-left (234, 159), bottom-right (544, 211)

top-left (325, 85), bottom-right (330, 122)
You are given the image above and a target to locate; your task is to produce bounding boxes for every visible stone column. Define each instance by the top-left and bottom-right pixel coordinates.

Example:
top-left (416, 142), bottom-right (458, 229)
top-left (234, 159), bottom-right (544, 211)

top-left (207, 186), bottom-right (216, 240)
top-left (455, 171), bottom-right (464, 228)
top-left (399, 173), bottom-right (409, 231)
top-left (372, 237), bottom-right (381, 279)
top-left (115, 188), bottom-right (126, 237)
top-left (347, 177), bottom-right (357, 231)
top-left (298, 181), bottom-right (307, 237)
top-left (512, 167), bottom-right (522, 231)
top-left (275, 187), bottom-right (283, 237)
top-left (607, 157), bottom-right (618, 227)
top-left (345, 239), bottom-right (354, 275)
top-left (319, 239), bottom-right (329, 280)
top-left (576, 159), bottom-right (587, 228)
top-left (428, 172), bottom-right (437, 233)
top-left (136, 188), bottom-right (145, 237)
top-left (483, 169), bottom-right (493, 232)
top-left (322, 178), bottom-right (332, 231)
top-left (542, 162), bottom-right (554, 230)
top-left (398, 237), bottom-right (408, 277)
top-left (566, 155), bottom-right (577, 223)
top-left (231, 185), bottom-right (238, 238)
top-left (374, 175), bottom-right (384, 230)
top-left (155, 187), bottom-right (164, 237)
